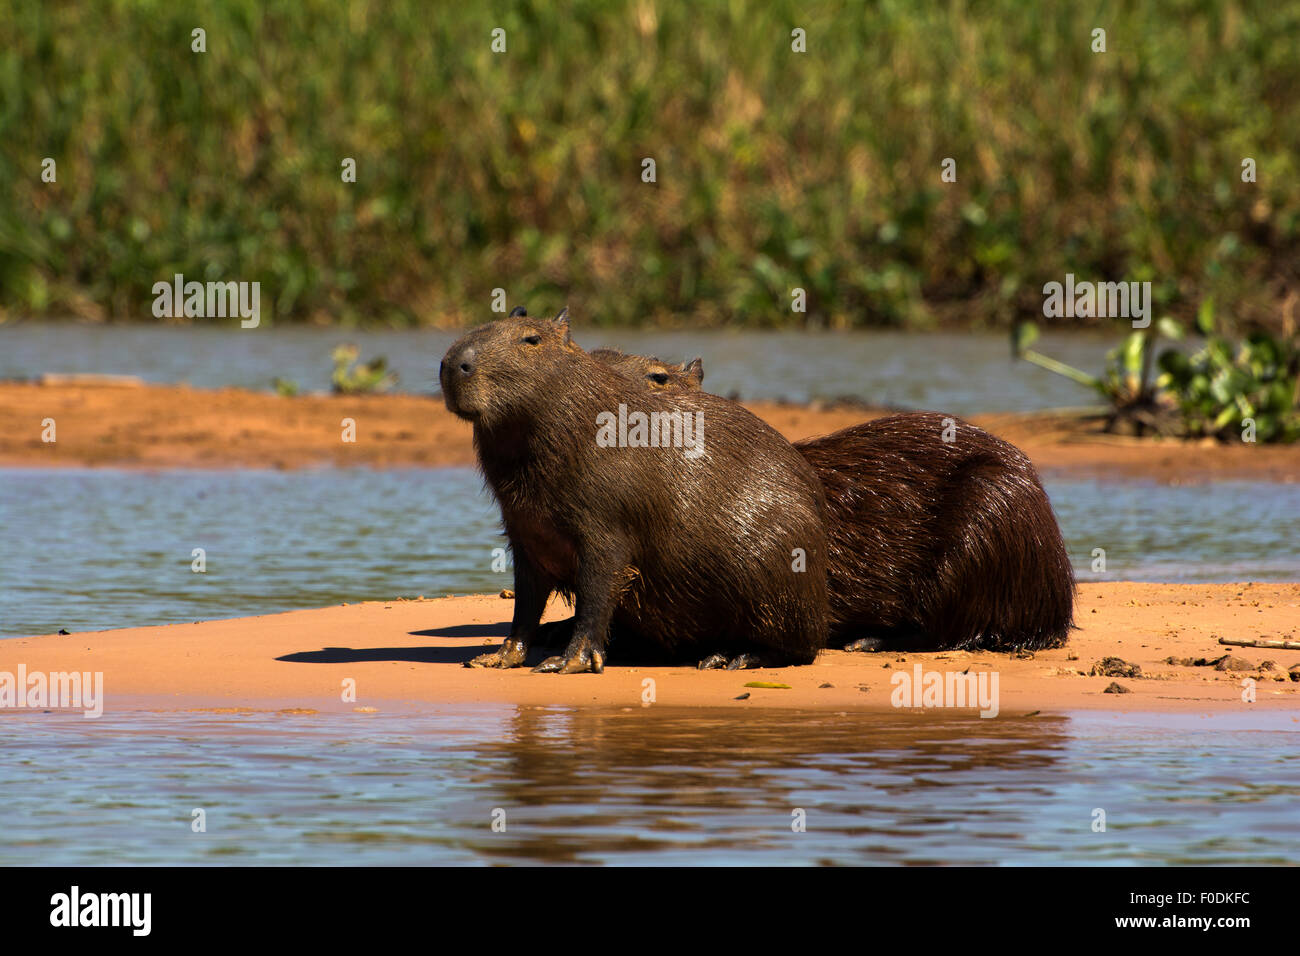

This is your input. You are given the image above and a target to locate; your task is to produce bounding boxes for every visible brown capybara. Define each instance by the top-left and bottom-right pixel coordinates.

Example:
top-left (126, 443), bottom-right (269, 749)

top-left (594, 351), bottom-right (1075, 652)
top-left (439, 307), bottom-right (830, 673)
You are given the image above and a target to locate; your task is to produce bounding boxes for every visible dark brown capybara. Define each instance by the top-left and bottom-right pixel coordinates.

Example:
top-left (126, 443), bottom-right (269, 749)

top-left (438, 307), bottom-right (830, 673)
top-left (593, 351), bottom-right (1075, 652)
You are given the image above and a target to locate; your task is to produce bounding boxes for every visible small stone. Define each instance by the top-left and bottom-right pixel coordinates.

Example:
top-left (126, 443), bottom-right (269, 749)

top-left (734, 692), bottom-right (750, 700)
top-left (57, 628), bottom-right (69, 635)
top-left (1214, 655), bottom-right (1254, 672)
top-left (1288, 665), bottom-right (1300, 683)
top-left (1103, 681), bottom-right (1132, 694)
top-left (500, 589), bottom-right (515, 599)
top-left (819, 682), bottom-right (834, 689)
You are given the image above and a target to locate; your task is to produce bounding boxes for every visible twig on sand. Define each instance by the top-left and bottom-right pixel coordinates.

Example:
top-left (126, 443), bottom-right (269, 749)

top-left (1218, 637), bottom-right (1300, 651)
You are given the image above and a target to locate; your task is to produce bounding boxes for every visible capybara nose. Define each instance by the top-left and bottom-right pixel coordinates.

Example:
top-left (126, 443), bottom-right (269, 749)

top-left (454, 346), bottom-right (476, 377)
top-left (441, 345), bottom-right (476, 384)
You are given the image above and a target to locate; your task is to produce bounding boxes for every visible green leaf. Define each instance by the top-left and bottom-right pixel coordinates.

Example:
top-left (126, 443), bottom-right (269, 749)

top-left (1195, 298), bottom-right (1216, 336)
top-left (1157, 348), bottom-right (1191, 381)
top-left (1156, 316), bottom-right (1184, 340)
top-left (1013, 321), bottom-right (1040, 355)
top-left (1121, 332), bottom-right (1147, 375)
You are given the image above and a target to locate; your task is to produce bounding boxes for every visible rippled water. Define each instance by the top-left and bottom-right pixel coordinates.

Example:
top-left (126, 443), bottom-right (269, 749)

top-left (1, 468), bottom-right (1296, 638)
top-left (0, 322), bottom-right (1116, 414)
top-left (1, 707), bottom-right (1296, 865)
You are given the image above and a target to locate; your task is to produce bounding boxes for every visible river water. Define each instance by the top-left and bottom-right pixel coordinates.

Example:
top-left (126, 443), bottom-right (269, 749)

top-left (3, 706), bottom-right (1297, 865)
top-left (0, 322), bottom-right (1117, 414)
top-left (1, 467), bottom-right (1297, 639)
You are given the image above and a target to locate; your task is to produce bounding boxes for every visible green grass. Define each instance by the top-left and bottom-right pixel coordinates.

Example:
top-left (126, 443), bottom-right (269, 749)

top-left (2, 0), bottom-right (1297, 329)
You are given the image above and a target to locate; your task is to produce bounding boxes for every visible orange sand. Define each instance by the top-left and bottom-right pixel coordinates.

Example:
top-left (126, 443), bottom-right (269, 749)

top-left (2, 583), bottom-right (1296, 716)
top-left (2, 382), bottom-right (1297, 482)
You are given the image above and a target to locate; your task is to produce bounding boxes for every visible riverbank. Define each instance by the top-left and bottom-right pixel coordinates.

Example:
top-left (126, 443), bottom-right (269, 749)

top-left (2, 381), bottom-right (1297, 482)
top-left (2, 583), bottom-right (1296, 716)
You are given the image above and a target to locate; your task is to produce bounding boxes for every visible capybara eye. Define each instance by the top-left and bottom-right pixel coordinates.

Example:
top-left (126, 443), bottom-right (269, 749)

top-left (522, 335), bottom-right (541, 345)
top-left (649, 373), bottom-right (669, 384)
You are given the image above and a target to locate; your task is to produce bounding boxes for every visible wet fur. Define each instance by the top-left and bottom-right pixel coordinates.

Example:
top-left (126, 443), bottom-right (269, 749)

top-left (593, 352), bottom-right (1075, 651)
top-left (441, 313), bottom-right (830, 666)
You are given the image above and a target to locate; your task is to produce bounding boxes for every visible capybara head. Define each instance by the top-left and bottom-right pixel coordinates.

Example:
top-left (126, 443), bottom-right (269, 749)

top-left (440, 307), bottom-right (579, 426)
top-left (590, 348), bottom-right (704, 390)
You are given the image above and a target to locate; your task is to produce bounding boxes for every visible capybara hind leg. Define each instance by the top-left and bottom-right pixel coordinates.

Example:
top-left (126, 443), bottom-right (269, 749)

top-left (844, 637), bottom-right (885, 653)
top-left (696, 652), bottom-right (768, 669)
top-left (698, 650), bottom-right (807, 669)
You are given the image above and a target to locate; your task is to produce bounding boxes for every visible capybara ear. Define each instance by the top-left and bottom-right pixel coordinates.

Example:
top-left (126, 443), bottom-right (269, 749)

top-left (509, 306), bottom-right (528, 318)
top-left (682, 357), bottom-right (704, 386)
top-left (553, 307), bottom-right (571, 344)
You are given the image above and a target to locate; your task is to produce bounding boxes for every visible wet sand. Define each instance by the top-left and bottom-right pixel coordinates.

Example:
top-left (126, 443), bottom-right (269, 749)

top-left (2, 583), bottom-right (1296, 716)
top-left (2, 381), bottom-right (1297, 481)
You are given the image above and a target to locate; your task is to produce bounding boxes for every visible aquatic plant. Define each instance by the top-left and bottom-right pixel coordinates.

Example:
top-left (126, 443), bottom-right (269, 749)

top-left (330, 344), bottom-right (396, 395)
top-left (271, 377), bottom-right (300, 397)
top-left (1014, 302), bottom-right (1300, 442)
top-left (1156, 300), bottom-right (1300, 443)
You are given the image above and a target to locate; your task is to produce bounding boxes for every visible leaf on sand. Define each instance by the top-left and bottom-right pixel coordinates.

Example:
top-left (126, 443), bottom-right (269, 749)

top-left (743, 681), bottom-right (792, 689)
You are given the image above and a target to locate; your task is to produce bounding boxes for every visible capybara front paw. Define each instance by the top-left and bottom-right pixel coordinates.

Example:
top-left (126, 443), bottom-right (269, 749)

top-left (532, 641), bottom-right (605, 674)
top-left (464, 638), bottom-right (528, 669)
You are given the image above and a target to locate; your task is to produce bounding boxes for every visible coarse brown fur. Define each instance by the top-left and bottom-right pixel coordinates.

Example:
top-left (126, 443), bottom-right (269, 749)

top-left (594, 350), bottom-right (1075, 652)
top-left (439, 309), bottom-right (830, 673)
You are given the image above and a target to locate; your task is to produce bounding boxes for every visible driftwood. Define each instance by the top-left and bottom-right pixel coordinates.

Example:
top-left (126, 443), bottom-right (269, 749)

top-left (1218, 637), bottom-right (1300, 651)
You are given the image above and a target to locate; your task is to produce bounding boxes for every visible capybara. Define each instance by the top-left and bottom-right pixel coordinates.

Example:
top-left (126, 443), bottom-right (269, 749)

top-left (594, 351), bottom-right (1075, 651)
top-left (439, 307), bottom-right (830, 673)
top-left (589, 348), bottom-right (704, 391)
